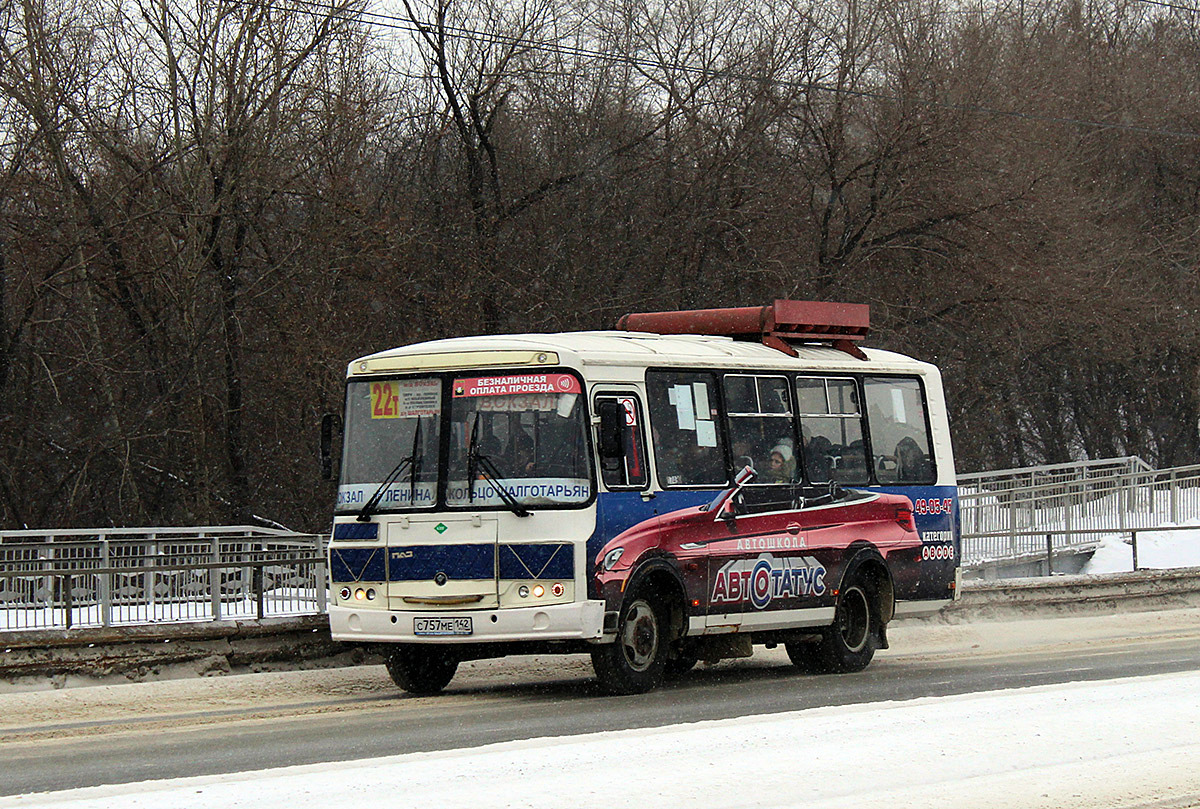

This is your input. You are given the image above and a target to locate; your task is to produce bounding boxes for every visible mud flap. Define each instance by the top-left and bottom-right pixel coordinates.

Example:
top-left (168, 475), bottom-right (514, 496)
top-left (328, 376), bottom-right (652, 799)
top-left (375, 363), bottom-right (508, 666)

top-left (875, 621), bottom-right (889, 650)
top-left (696, 634), bottom-right (753, 664)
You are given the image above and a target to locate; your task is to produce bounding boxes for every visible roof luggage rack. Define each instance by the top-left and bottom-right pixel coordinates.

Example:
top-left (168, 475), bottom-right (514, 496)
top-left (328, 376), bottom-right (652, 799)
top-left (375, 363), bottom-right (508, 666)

top-left (615, 299), bottom-right (870, 359)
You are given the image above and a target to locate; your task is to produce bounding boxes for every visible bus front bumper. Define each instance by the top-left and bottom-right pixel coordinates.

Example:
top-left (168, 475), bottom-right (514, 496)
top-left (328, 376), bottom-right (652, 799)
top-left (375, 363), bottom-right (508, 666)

top-left (329, 600), bottom-right (607, 644)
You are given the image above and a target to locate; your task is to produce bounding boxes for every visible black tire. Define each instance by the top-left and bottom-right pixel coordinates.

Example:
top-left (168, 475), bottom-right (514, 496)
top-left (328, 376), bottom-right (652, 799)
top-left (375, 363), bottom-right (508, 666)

top-left (663, 652), bottom-right (698, 679)
top-left (385, 646), bottom-right (459, 695)
top-left (591, 595), bottom-right (670, 694)
top-left (816, 582), bottom-right (877, 673)
top-left (783, 638), bottom-right (823, 673)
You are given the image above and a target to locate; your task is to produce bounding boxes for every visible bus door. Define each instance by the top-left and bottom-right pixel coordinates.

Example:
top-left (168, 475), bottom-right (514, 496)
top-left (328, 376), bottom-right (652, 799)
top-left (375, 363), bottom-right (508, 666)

top-left (592, 390), bottom-right (661, 573)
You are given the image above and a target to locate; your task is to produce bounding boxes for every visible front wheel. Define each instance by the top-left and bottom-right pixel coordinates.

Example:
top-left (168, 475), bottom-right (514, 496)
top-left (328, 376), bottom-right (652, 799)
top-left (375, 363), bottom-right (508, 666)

top-left (663, 650), bottom-right (698, 679)
top-left (385, 646), bottom-right (459, 695)
top-left (592, 595), bottom-right (670, 694)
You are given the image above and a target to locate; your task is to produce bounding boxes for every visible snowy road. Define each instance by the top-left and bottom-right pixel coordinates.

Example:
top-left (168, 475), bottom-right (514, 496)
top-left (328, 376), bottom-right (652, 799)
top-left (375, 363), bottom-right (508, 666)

top-left (2, 608), bottom-right (1200, 805)
top-left (3, 670), bottom-right (1199, 809)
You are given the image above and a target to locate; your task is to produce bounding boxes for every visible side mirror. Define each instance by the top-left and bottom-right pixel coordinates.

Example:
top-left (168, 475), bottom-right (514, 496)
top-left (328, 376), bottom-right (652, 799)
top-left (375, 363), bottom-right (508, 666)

top-left (320, 413), bottom-right (342, 480)
top-left (596, 400), bottom-right (625, 472)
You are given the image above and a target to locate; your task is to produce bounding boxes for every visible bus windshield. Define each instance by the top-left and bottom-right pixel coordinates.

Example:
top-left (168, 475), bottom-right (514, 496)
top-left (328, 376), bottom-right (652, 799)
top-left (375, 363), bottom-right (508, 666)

top-left (446, 373), bottom-right (592, 508)
top-left (337, 377), bottom-right (442, 513)
top-left (336, 372), bottom-right (593, 514)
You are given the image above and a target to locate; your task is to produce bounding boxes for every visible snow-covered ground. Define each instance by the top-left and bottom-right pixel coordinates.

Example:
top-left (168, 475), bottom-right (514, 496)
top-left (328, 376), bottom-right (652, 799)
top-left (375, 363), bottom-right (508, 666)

top-left (1082, 519), bottom-right (1200, 574)
top-left (4, 670), bottom-right (1199, 809)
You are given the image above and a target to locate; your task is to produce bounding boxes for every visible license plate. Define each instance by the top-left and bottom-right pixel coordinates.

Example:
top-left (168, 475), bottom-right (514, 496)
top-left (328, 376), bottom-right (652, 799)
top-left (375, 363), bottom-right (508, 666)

top-left (413, 616), bottom-right (473, 636)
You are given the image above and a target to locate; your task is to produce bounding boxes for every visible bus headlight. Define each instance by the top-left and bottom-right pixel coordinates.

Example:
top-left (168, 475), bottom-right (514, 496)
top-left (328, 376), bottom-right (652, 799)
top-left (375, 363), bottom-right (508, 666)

top-left (601, 548), bottom-right (625, 571)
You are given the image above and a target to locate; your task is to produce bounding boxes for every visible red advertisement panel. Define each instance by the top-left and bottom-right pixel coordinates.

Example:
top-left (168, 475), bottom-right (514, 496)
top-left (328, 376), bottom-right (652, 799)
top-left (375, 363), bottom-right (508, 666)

top-left (453, 374), bottom-right (581, 397)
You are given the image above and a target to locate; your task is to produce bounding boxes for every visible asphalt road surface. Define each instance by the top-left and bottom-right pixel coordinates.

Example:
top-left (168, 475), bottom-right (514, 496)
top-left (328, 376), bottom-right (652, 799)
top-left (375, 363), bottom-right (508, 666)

top-left (3, 608), bottom-right (1199, 796)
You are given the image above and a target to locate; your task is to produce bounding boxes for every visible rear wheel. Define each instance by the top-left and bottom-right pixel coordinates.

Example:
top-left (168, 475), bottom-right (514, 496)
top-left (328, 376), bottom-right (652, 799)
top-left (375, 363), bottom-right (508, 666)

top-left (786, 581), bottom-right (878, 674)
top-left (592, 594), bottom-right (670, 694)
top-left (385, 646), bottom-right (459, 695)
top-left (783, 638), bottom-right (822, 672)
top-left (819, 582), bottom-right (877, 672)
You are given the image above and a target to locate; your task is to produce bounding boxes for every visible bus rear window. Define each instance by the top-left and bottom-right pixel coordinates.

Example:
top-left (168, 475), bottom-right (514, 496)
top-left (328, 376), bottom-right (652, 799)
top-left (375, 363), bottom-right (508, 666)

top-left (864, 377), bottom-right (935, 484)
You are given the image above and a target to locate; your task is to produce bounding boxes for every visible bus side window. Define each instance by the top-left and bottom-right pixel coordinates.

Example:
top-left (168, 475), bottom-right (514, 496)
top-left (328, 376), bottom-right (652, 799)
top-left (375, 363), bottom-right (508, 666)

top-left (864, 377), bottom-right (935, 484)
top-left (595, 394), bottom-right (649, 489)
top-left (724, 374), bottom-right (795, 484)
top-left (646, 371), bottom-right (727, 488)
top-left (797, 377), bottom-right (869, 485)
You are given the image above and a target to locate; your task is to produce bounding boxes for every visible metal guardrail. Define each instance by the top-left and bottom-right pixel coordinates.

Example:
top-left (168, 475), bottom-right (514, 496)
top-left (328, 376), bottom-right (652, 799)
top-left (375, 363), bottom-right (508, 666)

top-left (960, 525), bottom-right (1199, 575)
top-left (0, 527), bottom-right (327, 633)
top-left (3, 459), bottom-right (1196, 632)
top-left (958, 456), bottom-right (1153, 487)
top-left (960, 459), bottom-right (1200, 565)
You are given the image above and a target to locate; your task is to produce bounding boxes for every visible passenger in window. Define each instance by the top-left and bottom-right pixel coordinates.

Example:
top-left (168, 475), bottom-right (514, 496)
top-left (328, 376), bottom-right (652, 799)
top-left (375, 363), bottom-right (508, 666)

top-left (730, 436), bottom-right (758, 472)
top-left (895, 436), bottom-right (928, 482)
top-left (805, 435), bottom-right (834, 482)
top-left (765, 443), bottom-right (795, 483)
top-left (682, 441), bottom-right (724, 485)
top-left (510, 430), bottom-right (536, 476)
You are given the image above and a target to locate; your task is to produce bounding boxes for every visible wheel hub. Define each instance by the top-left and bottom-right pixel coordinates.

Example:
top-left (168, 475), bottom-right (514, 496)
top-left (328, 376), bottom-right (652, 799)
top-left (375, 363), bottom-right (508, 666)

top-left (621, 602), bottom-right (659, 671)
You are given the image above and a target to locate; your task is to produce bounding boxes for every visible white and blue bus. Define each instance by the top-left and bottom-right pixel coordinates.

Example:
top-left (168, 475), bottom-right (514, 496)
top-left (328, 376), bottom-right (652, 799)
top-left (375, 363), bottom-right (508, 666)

top-left (325, 301), bottom-right (959, 695)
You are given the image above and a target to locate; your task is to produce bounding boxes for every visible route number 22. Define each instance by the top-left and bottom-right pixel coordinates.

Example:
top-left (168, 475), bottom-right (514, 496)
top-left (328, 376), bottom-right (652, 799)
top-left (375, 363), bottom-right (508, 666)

top-left (371, 382), bottom-right (400, 419)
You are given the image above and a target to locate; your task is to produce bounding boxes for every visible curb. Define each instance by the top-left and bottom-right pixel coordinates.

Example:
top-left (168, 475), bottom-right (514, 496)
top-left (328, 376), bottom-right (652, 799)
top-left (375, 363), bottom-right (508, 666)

top-left (937, 566), bottom-right (1200, 620)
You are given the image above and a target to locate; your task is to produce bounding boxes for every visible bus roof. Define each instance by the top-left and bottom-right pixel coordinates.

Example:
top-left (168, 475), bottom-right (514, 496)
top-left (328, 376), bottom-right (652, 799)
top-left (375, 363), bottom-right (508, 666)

top-left (348, 331), bottom-right (937, 378)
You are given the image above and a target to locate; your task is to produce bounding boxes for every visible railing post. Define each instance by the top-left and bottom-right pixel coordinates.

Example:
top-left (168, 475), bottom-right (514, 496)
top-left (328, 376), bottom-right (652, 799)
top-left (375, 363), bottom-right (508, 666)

top-left (1045, 533), bottom-right (1053, 575)
top-left (1131, 529), bottom-right (1139, 572)
top-left (1007, 487), bottom-right (1017, 556)
top-left (1170, 471), bottom-right (1178, 524)
top-left (316, 554), bottom-right (327, 614)
top-left (63, 573), bottom-right (73, 630)
top-left (1065, 481), bottom-right (1074, 548)
top-left (1118, 484), bottom-right (1127, 540)
top-left (43, 539), bottom-right (53, 623)
top-left (210, 535), bottom-right (222, 621)
top-left (99, 538), bottom-right (112, 627)
top-left (147, 534), bottom-right (158, 622)
top-left (254, 555), bottom-right (265, 620)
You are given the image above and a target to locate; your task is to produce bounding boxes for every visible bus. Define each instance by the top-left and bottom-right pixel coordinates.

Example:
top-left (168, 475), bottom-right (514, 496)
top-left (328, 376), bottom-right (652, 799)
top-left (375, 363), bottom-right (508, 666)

top-left (324, 300), bottom-right (959, 695)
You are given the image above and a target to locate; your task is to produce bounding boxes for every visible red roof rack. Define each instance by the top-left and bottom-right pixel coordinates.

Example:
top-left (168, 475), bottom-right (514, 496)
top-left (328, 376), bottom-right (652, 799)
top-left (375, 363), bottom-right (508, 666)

top-left (615, 300), bottom-right (870, 359)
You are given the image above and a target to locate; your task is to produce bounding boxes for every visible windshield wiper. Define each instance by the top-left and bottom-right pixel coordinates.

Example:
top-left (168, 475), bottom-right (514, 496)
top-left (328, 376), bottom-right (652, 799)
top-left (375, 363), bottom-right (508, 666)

top-left (357, 420), bottom-right (423, 522)
top-left (467, 413), bottom-right (530, 518)
top-left (408, 418), bottom-right (422, 507)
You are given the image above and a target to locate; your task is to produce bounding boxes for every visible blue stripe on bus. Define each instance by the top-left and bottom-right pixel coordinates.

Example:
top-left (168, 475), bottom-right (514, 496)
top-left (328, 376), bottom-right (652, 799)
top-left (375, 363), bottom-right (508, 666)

top-left (332, 522), bottom-right (379, 540)
top-left (330, 547), bottom-right (386, 582)
top-left (387, 544), bottom-right (495, 581)
top-left (499, 543), bottom-right (574, 580)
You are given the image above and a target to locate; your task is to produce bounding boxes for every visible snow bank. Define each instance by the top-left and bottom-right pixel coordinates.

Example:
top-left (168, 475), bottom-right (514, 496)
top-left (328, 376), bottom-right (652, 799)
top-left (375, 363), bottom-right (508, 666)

top-left (1081, 519), bottom-right (1200, 575)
